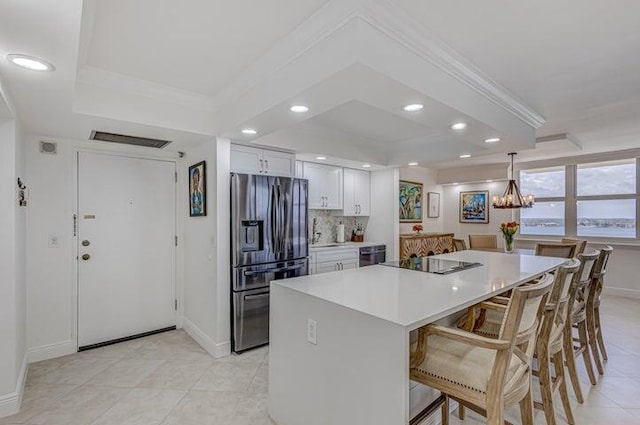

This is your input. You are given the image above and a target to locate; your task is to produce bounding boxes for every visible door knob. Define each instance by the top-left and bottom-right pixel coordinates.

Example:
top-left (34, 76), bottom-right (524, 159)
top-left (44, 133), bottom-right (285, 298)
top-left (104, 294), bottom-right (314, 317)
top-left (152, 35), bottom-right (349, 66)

top-left (81, 254), bottom-right (91, 261)
top-left (82, 240), bottom-right (90, 247)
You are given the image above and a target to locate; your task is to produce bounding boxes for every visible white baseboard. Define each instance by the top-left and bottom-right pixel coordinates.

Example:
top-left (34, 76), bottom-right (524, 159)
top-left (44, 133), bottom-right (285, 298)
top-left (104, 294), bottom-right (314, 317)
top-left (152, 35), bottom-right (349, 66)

top-left (182, 317), bottom-right (230, 359)
top-left (604, 286), bottom-right (640, 299)
top-left (28, 340), bottom-right (76, 364)
top-left (0, 354), bottom-right (28, 419)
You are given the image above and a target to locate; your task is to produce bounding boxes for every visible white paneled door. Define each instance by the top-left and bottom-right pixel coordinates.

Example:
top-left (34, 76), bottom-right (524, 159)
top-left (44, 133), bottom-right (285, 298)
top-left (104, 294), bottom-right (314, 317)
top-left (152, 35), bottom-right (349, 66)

top-left (77, 152), bottom-right (177, 348)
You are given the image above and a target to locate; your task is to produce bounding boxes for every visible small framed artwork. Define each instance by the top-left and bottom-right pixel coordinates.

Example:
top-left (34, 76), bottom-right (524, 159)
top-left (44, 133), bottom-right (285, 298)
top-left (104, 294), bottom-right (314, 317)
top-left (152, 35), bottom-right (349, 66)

top-left (399, 180), bottom-right (423, 223)
top-left (427, 192), bottom-right (440, 218)
top-left (459, 190), bottom-right (489, 224)
top-left (189, 161), bottom-right (206, 217)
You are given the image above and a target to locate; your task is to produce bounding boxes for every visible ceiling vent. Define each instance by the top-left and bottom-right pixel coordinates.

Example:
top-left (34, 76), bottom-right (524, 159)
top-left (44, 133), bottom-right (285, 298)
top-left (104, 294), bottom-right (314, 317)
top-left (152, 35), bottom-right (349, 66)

top-left (39, 140), bottom-right (57, 155)
top-left (89, 131), bottom-right (172, 149)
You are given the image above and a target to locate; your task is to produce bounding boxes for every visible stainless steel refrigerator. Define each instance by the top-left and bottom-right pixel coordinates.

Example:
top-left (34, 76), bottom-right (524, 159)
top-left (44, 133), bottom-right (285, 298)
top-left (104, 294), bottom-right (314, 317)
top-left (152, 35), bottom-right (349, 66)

top-left (230, 173), bottom-right (308, 352)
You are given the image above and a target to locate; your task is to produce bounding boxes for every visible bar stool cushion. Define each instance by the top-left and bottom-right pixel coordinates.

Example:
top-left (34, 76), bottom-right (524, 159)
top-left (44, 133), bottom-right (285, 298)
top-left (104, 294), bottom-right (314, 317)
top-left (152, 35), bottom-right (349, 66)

top-left (412, 334), bottom-right (524, 394)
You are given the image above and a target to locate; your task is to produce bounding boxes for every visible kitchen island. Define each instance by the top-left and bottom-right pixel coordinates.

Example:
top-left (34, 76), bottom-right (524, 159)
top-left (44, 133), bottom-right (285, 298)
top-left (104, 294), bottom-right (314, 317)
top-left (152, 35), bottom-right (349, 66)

top-left (268, 250), bottom-right (566, 425)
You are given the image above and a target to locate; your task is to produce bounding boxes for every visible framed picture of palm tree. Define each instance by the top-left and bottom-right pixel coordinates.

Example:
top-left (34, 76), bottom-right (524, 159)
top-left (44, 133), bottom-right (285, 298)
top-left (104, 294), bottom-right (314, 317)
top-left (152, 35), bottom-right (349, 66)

top-left (399, 180), bottom-right (423, 223)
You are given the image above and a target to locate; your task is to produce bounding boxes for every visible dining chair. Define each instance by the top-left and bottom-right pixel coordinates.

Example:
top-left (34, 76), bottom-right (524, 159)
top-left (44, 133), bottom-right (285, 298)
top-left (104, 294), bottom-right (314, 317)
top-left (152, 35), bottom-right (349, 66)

top-left (561, 238), bottom-right (588, 256)
top-left (453, 238), bottom-right (467, 251)
top-left (565, 251), bottom-right (600, 402)
top-left (468, 234), bottom-right (498, 250)
top-left (410, 273), bottom-right (554, 425)
top-left (586, 246), bottom-right (614, 375)
top-left (535, 243), bottom-right (576, 259)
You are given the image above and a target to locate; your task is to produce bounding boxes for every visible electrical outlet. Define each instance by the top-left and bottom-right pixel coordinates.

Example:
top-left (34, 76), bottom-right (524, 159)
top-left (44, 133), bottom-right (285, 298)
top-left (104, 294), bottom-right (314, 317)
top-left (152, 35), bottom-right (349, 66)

top-left (48, 234), bottom-right (59, 248)
top-left (307, 319), bottom-right (317, 345)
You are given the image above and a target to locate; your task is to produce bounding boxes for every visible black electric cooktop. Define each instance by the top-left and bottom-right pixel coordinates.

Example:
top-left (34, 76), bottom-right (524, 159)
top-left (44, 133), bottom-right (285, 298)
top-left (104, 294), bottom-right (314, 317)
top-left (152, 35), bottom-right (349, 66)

top-left (381, 257), bottom-right (482, 275)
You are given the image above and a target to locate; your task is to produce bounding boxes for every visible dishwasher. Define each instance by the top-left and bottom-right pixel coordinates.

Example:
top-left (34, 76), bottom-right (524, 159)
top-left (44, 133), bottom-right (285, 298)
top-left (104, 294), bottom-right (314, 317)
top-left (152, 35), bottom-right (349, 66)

top-left (359, 245), bottom-right (386, 267)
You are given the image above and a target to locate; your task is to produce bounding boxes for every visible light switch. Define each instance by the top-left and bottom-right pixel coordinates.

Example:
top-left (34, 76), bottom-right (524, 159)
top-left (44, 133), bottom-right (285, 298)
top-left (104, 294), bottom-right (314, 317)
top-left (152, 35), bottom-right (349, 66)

top-left (49, 235), bottom-right (59, 248)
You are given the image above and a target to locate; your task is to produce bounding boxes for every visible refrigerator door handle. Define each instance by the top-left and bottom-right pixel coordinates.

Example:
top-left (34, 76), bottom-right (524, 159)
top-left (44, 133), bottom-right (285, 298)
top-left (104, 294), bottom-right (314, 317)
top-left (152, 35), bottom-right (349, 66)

top-left (278, 184), bottom-right (285, 254)
top-left (244, 292), bottom-right (270, 301)
top-left (243, 264), bottom-right (304, 276)
top-left (270, 184), bottom-right (277, 253)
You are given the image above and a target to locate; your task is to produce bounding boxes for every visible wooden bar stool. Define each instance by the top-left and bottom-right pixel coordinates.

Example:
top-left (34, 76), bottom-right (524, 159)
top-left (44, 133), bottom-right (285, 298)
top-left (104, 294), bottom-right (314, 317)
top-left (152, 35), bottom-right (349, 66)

top-left (466, 263), bottom-right (582, 425)
top-left (535, 243), bottom-right (577, 259)
top-left (561, 238), bottom-right (588, 256)
top-left (565, 251), bottom-right (600, 402)
top-left (586, 246), bottom-right (613, 375)
top-left (410, 273), bottom-right (555, 425)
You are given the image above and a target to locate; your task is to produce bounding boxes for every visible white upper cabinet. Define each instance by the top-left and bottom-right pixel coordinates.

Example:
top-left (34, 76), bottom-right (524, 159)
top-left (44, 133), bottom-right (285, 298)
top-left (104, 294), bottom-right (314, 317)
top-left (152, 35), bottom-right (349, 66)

top-left (303, 162), bottom-right (343, 209)
top-left (343, 168), bottom-right (370, 216)
top-left (230, 145), bottom-right (295, 177)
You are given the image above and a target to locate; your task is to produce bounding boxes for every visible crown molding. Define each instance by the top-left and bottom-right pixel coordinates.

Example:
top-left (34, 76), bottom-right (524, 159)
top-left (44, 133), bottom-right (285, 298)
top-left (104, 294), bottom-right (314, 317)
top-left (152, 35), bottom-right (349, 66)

top-left (77, 66), bottom-right (215, 111)
top-left (358, 0), bottom-right (545, 129)
top-left (74, 0), bottom-right (544, 136)
top-left (210, 0), bottom-right (544, 128)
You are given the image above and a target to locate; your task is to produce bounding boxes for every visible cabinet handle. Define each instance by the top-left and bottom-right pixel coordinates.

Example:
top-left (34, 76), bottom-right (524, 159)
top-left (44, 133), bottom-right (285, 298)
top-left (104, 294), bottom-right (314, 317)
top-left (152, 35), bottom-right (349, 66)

top-left (265, 160), bottom-right (269, 173)
top-left (259, 159), bottom-right (264, 173)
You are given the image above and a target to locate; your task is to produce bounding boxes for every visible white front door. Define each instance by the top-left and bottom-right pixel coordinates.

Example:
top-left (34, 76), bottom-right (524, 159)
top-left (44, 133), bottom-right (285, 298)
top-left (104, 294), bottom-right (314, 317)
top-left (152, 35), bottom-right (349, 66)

top-left (77, 152), bottom-right (177, 348)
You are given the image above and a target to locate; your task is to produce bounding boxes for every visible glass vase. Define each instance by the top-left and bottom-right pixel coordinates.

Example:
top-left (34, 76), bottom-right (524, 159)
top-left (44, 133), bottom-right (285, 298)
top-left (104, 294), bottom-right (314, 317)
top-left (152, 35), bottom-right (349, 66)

top-left (503, 236), bottom-right (514, 253)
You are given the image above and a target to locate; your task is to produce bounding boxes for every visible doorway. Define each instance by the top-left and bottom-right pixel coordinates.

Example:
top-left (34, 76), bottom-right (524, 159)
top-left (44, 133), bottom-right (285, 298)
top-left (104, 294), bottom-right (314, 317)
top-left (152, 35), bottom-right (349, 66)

top-left (77, 152), bottom-right (177, 349)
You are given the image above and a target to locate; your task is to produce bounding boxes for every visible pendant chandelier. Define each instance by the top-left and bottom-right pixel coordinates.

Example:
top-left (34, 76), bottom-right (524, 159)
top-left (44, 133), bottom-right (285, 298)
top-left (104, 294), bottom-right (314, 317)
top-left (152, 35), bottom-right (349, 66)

top-left (492, 152), bottom-right (534, 209)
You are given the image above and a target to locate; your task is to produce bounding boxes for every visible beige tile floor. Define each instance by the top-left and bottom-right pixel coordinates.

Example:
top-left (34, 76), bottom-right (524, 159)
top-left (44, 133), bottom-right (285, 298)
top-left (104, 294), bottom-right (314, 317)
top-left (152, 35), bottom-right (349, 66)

top-left (1, 295), bottom-right (638, 425)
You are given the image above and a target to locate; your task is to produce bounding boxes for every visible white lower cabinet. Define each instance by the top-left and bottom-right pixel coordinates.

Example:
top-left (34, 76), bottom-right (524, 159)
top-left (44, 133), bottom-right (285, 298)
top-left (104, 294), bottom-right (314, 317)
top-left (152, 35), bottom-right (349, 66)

top-left (309, 248), bottom-right (359, 275)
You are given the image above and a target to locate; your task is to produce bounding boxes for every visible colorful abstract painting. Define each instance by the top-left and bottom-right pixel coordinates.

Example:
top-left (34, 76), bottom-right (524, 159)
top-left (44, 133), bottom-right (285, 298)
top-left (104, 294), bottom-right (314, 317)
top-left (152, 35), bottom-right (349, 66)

top-left (459, 190), bottom-right (489, 223)
top-left (399, 180), bottom-right (423, 223)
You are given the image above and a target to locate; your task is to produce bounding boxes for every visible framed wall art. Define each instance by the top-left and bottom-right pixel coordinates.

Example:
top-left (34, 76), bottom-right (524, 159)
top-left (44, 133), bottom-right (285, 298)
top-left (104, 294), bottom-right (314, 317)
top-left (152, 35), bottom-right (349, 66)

top-left (189, 161), bottom-right (206, 217)
top-left (427, 192), bottom-right (440, 218)
top-left (459, 190), bottom-right (489, 224)
top-left (399, 180), bottom-right (423, 223)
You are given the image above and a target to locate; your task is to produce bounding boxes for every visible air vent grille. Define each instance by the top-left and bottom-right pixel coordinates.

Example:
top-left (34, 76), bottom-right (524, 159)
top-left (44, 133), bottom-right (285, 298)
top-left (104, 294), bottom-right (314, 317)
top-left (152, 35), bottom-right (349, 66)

top-left (40, 140), bottom-right (57, 155)
top-left (90, 131), bottom-right (172, 149)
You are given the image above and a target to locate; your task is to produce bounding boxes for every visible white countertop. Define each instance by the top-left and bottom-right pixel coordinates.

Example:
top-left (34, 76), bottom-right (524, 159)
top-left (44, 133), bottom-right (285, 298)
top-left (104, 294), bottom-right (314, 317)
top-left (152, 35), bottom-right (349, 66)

top-left (273, 250), bottom-right (566, 330)
top-left (309, 241), bottom-right (385, 250)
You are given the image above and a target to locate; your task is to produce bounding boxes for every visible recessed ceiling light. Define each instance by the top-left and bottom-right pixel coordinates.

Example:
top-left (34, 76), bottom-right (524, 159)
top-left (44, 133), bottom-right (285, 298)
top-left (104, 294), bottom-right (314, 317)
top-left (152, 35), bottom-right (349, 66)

top-left (7, 53), bottom-right (54, 71)
top-left (485, 137), bottom-right (501, 143)
top-left (241, 128), bottom-right (257, 135)
top-left (362, 164), bottom-right (371, 168)
top-left (403, 103), bottom-right (424, 112)
top-left (460, 154), bottom-right (471, 158)
top-left (486, 179), bottom-right (493, 183)
top-left (290, 105), bottom-right (309, 113)
top-left (408, 162), bottom-right (418, 166)
top-left (453, 182), bottom-right (459, 185)
top-left (316, 156), bottom-right (326, 160)
top-left (450, 122), bottom-right (468, 131)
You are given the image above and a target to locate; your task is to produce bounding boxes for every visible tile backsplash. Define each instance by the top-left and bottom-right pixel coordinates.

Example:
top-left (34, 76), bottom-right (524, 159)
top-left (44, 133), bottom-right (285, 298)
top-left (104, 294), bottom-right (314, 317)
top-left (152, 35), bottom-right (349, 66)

top-left (309, 210), bottom-right (369, 244)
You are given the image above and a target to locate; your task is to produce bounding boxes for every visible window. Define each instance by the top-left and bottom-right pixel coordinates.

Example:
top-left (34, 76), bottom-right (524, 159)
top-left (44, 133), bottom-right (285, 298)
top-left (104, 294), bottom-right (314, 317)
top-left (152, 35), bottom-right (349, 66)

top-left (519, 167), bottom-right (566, 236)
top-left (576, 160), bottom-right (636, 238)
top-left (518, 158), bottom-right (639, 240)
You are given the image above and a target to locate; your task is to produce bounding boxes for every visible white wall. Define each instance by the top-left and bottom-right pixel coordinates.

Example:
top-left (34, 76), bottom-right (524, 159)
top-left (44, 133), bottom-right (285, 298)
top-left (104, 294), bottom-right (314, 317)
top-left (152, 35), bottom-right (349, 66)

top-left (0, 118), bottom-right (27, 417)
top-left (367, 168), bottom-right (400, 261)
top-left (442, 181), bottom-right (514, 248)
top-left (399, 166), bottom-right (443, 235)
top-left (182, 137), bottom-right (231, 358)
top-left (25, 137), bottom-right (75, 359)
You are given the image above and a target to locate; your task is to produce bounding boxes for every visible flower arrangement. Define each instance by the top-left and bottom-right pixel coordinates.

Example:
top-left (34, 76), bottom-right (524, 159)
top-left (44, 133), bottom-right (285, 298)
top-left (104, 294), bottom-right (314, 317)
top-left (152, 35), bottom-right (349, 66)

top-left (499, 221), bottom-right (519, 252)
top-left (412, 224), bottom-right (423, 234)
